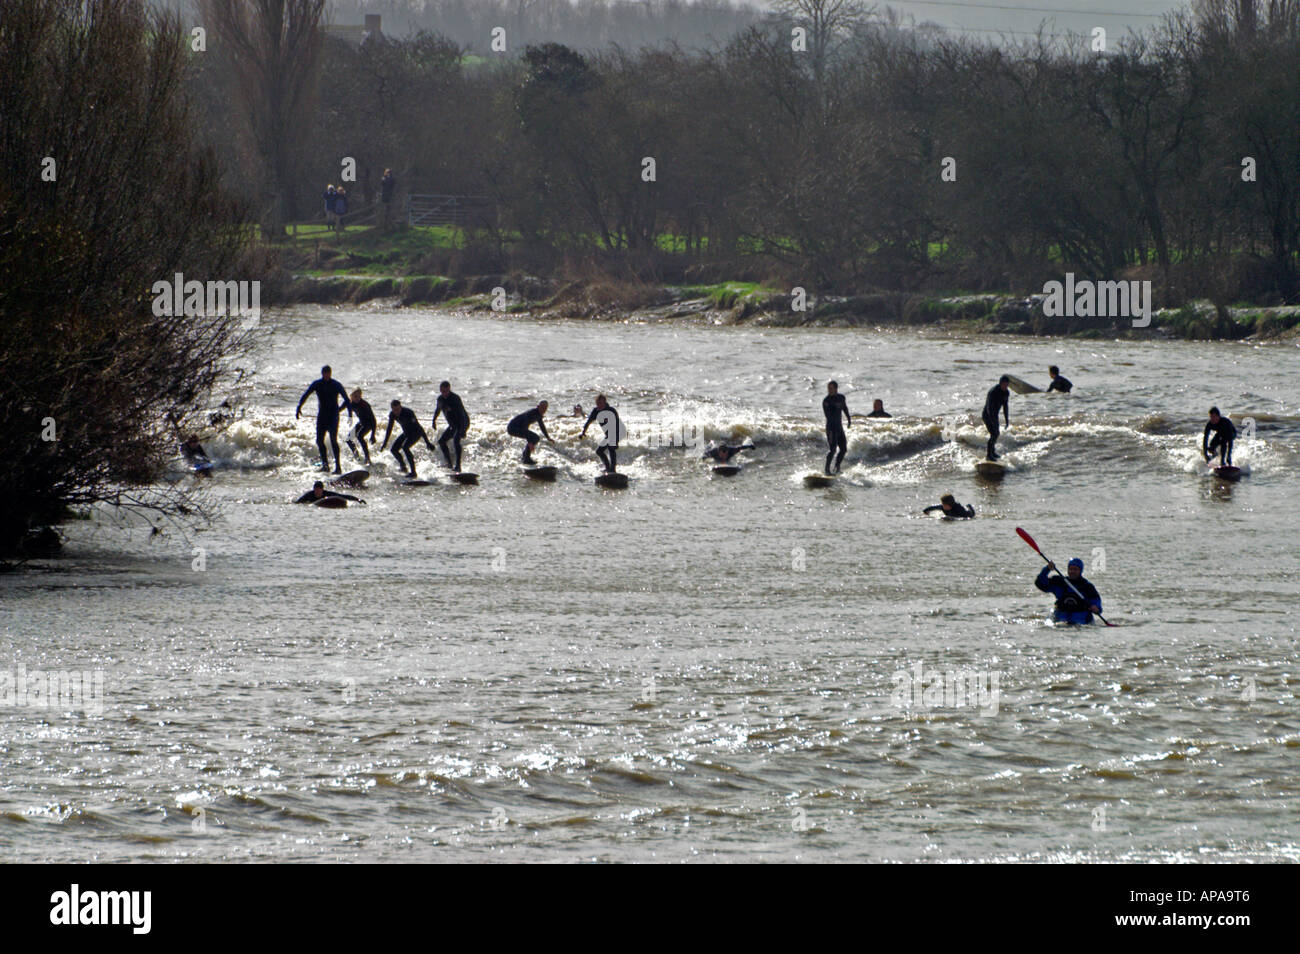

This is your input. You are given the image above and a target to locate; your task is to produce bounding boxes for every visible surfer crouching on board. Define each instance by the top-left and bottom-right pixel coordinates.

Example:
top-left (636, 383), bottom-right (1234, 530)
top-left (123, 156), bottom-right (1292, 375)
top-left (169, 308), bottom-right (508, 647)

top-left (508, 401), bottom-right (551, 465)
top-left (346, 389), bottom-right (377, 465)
top-left (1035, 557), bottom-right (1102, 625)
top-left (181, 435), bottom-right (210, 468)
top-left (432, 381), bottom-right (470, 473)
top-left (982, 375), bottom-right (1011, 461)
top-left (1203, 407), bottom-right (1236, 466)
top-left (295, 481), bottom-right (365, 505)
top-left (577, 395), bottom-right (622, 474)
top-left (379, 399), bottom-right (434, 478)
top-left (923, 494), bottom-right (974, 518)
top-left (823, 381), bottom-right (851, 474)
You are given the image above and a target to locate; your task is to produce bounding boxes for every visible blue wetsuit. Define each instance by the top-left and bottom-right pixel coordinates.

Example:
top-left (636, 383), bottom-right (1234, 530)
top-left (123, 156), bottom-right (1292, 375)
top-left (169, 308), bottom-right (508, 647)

top-left (1035, 565), bottom-right (1102, 624)
top-left (297, 377), bottom-right (352, 470)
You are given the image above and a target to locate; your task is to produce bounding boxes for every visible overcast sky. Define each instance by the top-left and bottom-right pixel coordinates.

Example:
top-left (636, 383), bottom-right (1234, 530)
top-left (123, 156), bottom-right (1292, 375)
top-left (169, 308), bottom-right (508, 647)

top-left (857, 1), bottom-right (1187, 41)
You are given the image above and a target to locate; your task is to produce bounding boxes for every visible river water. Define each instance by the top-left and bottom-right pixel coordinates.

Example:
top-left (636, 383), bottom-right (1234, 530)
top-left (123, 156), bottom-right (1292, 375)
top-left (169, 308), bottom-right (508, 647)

top-left (3, 306), bottom-right (1298, 862)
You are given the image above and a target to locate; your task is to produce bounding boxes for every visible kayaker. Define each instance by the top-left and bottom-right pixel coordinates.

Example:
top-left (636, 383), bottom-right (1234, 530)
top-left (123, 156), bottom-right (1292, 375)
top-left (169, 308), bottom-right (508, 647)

top-left (1035, 557), bottom-right (1102, 625)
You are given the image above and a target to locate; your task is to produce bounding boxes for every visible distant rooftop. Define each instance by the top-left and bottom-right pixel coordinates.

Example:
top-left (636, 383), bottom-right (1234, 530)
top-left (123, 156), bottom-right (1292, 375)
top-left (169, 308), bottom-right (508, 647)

top-left (323, 14), bottom-right (381, 45)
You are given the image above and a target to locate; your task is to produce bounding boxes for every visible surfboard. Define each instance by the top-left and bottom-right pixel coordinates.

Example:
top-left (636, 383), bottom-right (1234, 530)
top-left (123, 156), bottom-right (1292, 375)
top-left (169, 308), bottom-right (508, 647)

top-left (1004, 374), bottom-right (1041, 394)
top-left (712, 465), bottom-right (741, 477)
top-left (803, 474), bottom-right (836, 488)
top-left (523, 466), bottom-right (558, 482)
top-left (1211, 465), bottom-right (1242, 481)
top-left (974, 460), bottom-right (1006, 477)
top-left (451, 472), bottom-right (479, 485)
top-left (332, 469), bottom-right (368, 487)
top-left (401, 479), bottom-right (434, 487)
top-left (314, 496), bottom-right (347, 508)
top-left (595, 472), bottom-right (629, 489)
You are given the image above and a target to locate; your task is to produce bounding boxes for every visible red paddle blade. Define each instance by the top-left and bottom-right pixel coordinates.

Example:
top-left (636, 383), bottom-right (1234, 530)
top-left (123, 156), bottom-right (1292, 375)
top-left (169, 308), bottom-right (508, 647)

top-left (1015, 526), bottom-right (1041, 553)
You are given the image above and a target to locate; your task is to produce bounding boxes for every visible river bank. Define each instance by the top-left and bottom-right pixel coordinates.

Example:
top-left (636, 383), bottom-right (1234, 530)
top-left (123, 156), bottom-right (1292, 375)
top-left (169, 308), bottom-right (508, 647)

top-left (261, 232), bottom-right (1300, 340)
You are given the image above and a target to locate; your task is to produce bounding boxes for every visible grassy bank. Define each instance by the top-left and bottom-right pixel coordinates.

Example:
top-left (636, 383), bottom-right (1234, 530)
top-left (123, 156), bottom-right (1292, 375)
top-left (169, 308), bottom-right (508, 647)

top-left (260, 228), bottom-right (1300, 341)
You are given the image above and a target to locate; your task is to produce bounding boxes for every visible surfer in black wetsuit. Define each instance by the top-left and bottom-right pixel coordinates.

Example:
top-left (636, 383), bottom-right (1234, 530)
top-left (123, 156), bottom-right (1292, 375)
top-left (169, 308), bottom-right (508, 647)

top-left (296, 365), bottom-right (353, 474)
top-left (867, 399), bottom-right (891, 418)
top-left (1047, 366), bottom-right (1072, 393)
top-left (346, 389), bottom-right (377, 465)
top-left (295, 480), bottom-right (365, 504)
top-left (379, 399), bottom-right (434, 478)
top-left (703, 442), bottom-right (755, 463)
top-left (923, 494), bottom-right (974, 518)
top-left (180, 435), bottom-right (210, 466)
top-left (578, 395), bottom-right (621, 473)
top-left (823, 381), bottom-right (851, 474)
top-left (982, 376), bottom-right (1011, 461)
top-left (1203, 407), bottom-right (1237, 466)
top-left (508, 401), bottom-right (551, 465)
top-left (432, 381), bottom-right (470, 472)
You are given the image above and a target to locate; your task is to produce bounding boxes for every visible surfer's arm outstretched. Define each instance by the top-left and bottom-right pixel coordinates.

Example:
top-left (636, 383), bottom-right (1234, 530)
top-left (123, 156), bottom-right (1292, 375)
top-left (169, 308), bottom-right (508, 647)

top-left (295, 381), bottom-right (318, 419)
top-left (378, 415), bottom-right (395, 451)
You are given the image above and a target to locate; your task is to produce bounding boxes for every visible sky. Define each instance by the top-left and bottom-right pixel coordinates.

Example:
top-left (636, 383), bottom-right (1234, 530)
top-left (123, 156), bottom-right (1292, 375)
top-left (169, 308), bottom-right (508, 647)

top-left (838, 1), bottom-right (1187, 41)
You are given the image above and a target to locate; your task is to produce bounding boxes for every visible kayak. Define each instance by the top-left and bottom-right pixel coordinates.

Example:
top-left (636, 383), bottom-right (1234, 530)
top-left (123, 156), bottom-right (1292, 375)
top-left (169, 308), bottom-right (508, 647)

top-left (1052, 610), bottom-right (1095, 625)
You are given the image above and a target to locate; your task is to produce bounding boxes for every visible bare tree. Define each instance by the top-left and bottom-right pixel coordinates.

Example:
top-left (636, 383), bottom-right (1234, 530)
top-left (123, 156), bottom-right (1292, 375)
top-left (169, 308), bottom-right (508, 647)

top-left (199, 0), bottom-right (326, 236)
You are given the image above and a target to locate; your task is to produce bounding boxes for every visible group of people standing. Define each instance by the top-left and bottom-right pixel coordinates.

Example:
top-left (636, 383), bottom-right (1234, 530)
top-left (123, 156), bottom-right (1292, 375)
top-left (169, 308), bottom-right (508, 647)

top-left (295, 367), bottom-right (471, 478)
top-left (322, 169), bottom-right (398, 234)
top-left (294, 366), bottom-right (625, 479)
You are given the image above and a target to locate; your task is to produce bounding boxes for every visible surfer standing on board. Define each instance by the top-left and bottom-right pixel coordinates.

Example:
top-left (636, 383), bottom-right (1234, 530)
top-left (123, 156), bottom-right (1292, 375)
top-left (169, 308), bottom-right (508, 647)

top-left (577, 395), bottom-right (622, 474)
top-left (982, 376), bottom-right (1011, 461)
top-left (432, 381), bottom-right (470, 473)
top-left (823, 381), bottom-right (851, 474)
top-left (1203, 407), bottom-right (1236, 466)
top-left (379, 399), bottom-right (434, 478)
top-left (296, 365), bottom-right (353, 474)
top-left (1035, 557), bottom-right (1102, 625)
top-left (346, 389), bottom-right (377, 465)
top-left (508, 401), bottom-right (551, 465)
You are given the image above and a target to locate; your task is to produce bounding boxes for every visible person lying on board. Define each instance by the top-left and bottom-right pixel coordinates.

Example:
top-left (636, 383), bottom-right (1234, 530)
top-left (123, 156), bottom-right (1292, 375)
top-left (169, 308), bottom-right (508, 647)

top-left (1034, 557), bottom-right (1101, 625)
top-left (702, 442), bottom-right (755, 463)
top-left (295, 481), bottom-right (365, 504)
top-left (923, 494), bottom-right (974, 518)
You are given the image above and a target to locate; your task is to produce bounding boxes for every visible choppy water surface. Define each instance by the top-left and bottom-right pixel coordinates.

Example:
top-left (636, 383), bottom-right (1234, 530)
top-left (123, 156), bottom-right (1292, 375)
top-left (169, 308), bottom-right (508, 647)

top-left (3, 307), bottom-right (1298, 862)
